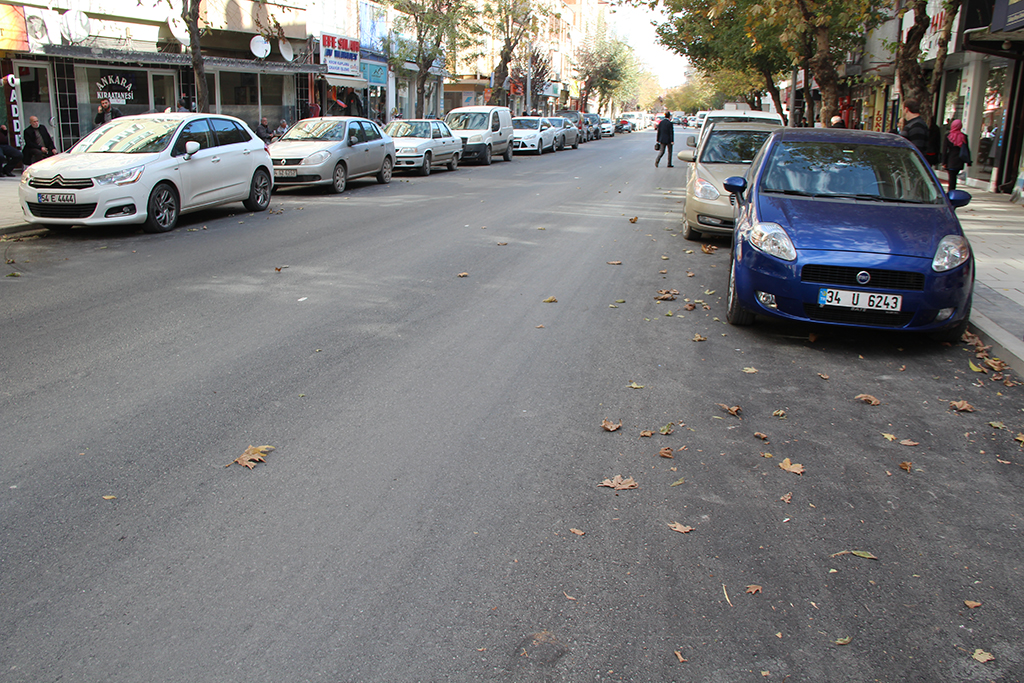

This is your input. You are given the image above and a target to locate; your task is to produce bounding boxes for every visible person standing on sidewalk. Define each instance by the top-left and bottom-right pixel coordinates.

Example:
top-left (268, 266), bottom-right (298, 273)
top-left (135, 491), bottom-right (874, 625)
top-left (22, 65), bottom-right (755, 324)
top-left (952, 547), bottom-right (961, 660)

top-left (899, 99), bottom-right (929, 157)
top-left (0, 124), bottom-right (23, 177)
top-left (942, 119), bottom-right (972, 192)
top-left (655, 111), bottom-right (674, 168)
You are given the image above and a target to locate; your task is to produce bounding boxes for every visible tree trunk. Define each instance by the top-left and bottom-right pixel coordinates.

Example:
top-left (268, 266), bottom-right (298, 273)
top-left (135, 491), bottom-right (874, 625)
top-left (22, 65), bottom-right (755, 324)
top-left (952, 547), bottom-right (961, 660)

top-left (762, 67), bottom-right (787, 125)
top-left (928, 0), bottom-right (962, 120)
top-left (183, 0), bottom-right (208, 113)
top-left (896, 0), bottom-right (932, 123)
top-left (809, 26), bottom-right (839, 124)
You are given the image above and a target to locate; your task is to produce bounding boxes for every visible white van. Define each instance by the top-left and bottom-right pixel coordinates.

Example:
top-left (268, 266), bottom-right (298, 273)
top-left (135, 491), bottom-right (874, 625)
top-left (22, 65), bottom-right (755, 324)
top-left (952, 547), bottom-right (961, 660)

top-left (443, 106), bottom-right (514, 165)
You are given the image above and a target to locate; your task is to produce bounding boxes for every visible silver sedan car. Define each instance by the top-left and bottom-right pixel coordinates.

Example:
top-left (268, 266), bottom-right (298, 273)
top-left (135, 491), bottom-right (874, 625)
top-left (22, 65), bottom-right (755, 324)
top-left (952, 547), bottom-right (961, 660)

top-left (383, 119), bottom-right (463, 176)
top-left (269, 117), bottom-right (395, 193)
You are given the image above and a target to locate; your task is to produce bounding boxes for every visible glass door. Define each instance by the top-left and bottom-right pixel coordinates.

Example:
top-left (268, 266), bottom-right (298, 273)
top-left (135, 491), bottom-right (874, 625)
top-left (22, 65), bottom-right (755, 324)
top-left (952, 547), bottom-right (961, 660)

top-left (13, 62), bottom-right (58, 150)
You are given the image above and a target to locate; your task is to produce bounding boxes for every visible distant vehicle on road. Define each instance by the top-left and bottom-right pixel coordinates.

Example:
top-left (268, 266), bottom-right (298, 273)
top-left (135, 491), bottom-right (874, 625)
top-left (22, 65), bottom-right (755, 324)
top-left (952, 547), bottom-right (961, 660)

top-left (445, 105), bottom-right (514, 164)
top-left (721, 128), bottom-right (974, 342)
top-left (600, 117), bottom-right (615, 137)
top-left (555, 109), bottom-right (586, 143)
top-left (547, 117), bottom-right (580, 149)
top-left (583, 113), bottom-right (602, 140)
top-left (511, 116), bottom-right (558, 154)
top-left (384, 119), bottom-right (462, 175)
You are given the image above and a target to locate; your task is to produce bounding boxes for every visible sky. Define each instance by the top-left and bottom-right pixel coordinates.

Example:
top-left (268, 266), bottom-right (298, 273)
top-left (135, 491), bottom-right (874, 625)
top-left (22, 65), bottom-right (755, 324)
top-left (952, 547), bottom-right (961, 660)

top-left (606, 3), bottom-right (691, 90)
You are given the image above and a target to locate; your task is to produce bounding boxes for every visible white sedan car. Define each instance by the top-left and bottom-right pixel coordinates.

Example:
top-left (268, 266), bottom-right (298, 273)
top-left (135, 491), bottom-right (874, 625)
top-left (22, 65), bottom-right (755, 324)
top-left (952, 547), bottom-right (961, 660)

top-left (383, 119), bottom-right (463, 176)
top-left (512, 117), bottom-right (558, 154)
top-left (19, 113), bottom-right (272, 233)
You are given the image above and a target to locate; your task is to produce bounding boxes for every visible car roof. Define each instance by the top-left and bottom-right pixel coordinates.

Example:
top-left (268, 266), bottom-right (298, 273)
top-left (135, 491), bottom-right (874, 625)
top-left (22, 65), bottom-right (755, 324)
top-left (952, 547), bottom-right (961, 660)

top-left (706, 121), bottom-right (784, 133)
top-left (447, 106), bottom-right (507, 113)
top-left (770, 127), bottom-right (913, 148)
top-left (387, 119), bottom-right (439, 123)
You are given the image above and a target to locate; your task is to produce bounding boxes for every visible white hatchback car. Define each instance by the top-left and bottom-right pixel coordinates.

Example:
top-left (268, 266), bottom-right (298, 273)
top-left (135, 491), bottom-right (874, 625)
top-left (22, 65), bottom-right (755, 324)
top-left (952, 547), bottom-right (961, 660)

top-left (383, 119), bottom-right (463, 175)
top-left (512, 117), bottom-right (558, 154)
top-left (20, 113), bottom-right (273, 233)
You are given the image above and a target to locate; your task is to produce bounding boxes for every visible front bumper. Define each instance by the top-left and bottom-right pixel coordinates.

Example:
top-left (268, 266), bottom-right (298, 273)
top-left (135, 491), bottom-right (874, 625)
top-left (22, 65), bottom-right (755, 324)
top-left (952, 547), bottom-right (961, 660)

top-left (733, 243), bottom-right (974, 331)
top-left (685, 192), bottom-right (735, 236)
top-left (272, 159), bottom-right (332, 186)
top-left (395, 153), bottom-right (426, 169)
top-left (513, 138), bottom-right (540, 151)
top-left (460, 143), bottom-right (489, 160)
top-left (19, 181), bottom-right (146, 226)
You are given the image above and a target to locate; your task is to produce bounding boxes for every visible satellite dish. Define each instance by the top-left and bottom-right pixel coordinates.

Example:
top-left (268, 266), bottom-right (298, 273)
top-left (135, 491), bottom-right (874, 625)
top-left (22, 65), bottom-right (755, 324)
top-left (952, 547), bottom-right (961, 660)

top-left (62, 10), bottom-right (91, 43)
top-left (279, 39), bottom-right (294, 62)
top-left (250, 35), bottom-right (271, 59)
top-left (167, 15), bottom-right (189, 45)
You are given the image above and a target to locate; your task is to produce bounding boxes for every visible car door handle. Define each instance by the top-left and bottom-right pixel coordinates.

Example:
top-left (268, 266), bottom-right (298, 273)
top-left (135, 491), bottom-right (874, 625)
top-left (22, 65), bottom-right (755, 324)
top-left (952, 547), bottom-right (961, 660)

top-left (211, 157), bottom-right (221, 163)
top-left (243, 150), bottom-right (251, 155)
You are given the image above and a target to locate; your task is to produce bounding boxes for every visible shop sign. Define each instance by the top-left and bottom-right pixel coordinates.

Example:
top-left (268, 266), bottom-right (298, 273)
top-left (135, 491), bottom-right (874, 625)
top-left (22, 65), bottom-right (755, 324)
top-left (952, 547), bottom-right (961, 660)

top-left (4, 74), bottom-right (23, 146)
top-left (321, 33), bottom-right (360, 75)
top-left (95, 72), bottom-right (137, 106)
top-left (360, 60), bottom-right (387, 86)
top-left (540, 81), bottom-right (560, 97)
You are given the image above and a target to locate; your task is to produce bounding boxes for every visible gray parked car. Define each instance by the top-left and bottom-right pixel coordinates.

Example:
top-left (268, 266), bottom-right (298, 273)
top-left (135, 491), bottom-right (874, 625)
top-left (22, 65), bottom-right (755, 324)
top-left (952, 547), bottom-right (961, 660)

top-left (268, 117), bottom-right (395, 193)
top-left (547, 117), bottom-right (580, 150)
top-left (384, 119), bottom-right (463, 175)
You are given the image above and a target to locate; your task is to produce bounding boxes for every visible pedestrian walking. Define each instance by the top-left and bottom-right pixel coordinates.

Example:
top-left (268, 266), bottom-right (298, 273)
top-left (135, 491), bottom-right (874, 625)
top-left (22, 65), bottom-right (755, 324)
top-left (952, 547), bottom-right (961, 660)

top-left (0, 124), bottom-right (23, 176)
top-left (23, 116), bottom-right (56, 165)
top-left (942, 119), bottom-right (972, 192)
top-left (899, 99), bottom-right (929, 157)
top-left (655, 110), bottom-right (674, 168)
top-left (255, 117), bottom-right (272, 144)
top-left (94, 98), bottom-right (123, 126)
top-left (829, 115), bottom-right (846, 128)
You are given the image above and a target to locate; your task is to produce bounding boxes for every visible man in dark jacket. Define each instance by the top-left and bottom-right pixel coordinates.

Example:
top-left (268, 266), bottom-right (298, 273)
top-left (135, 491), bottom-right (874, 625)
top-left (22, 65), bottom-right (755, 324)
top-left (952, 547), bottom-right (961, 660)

top-left (655, 111), bottom-right (674, 168)
top-left (94, 98), bottom-right (122, 126)
top-left (23, 116), bottom-right (56, 165)
top-left (899, 99), bottom-right (929, 156)
top-left (0, 124), bottom-right (23, 176)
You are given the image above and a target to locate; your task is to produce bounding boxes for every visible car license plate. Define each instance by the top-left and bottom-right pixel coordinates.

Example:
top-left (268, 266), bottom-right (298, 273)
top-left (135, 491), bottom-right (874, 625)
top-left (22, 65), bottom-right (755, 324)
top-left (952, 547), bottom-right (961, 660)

top-left (37, 193), bottom-right (75, 204)
top-left (274, 168), bottom-right (297, 178)
top-left (818, 288), bottom-right (902, 311)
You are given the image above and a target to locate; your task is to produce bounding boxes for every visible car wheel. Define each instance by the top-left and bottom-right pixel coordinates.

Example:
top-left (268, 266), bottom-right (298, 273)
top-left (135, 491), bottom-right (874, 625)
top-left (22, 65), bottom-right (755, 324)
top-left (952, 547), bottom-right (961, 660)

top-left (482, 145), bottom-right (492, 165)
top-left (536, 141), bottom-right (543, 155)
top-left (551, 138), bottom-right (558, 153)
top-left (572, 136), bottom-right (579, 150)
top-left (503, 143), bottom-right (513, 162)
top-left (681, 217), bottom-right (701, 241)
top-left (142, 182), bottom-right (179, 233)
top-left (726, 257), bottom-right (755, 326)
top-left (929, 297), bottom-right (972, 342)
top-left (330, 163), bottom-right (347, 194)
top-left (447, 153), bottom-right (459, 172)
top-left (419, 152), bottom-right (432, 177)
top-left (242, 168), bottom-right (271, 211)
top-left (376, 156), bottom-right (393, 184)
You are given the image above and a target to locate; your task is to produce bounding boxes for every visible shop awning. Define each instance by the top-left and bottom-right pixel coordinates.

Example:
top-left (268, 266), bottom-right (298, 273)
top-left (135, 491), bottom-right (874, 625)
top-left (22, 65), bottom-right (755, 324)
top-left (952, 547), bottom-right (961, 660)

top-left (321, 73), bottom-right (369, 88)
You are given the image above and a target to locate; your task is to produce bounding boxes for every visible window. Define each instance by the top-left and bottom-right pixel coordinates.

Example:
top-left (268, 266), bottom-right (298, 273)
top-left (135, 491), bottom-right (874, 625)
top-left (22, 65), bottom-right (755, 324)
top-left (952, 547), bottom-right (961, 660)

top-left (491, 112), bottom-right (500, 131)
top-left (348, 122), bottom-right (367, 144)
top-left (210, 118), bottom-right (250, 146)
top-left (362, 121), bottom-right (382, 141)
top-left (172, 118), bottom-right (213, 156)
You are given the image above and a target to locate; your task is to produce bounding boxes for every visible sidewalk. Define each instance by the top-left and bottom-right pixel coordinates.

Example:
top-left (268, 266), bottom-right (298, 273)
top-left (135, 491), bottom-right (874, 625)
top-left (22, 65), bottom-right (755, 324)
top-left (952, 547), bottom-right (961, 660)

top-left (3, 172), bottom-right (1024, 369)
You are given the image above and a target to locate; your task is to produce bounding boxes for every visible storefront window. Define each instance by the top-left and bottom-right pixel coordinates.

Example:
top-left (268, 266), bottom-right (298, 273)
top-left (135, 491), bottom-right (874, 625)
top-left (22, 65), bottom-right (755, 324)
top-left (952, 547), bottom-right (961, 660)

top-left (943, 70), bottom-right (963, 127)
top-left (220, 71), bottom-right (260, 129)
top-left (76, 67), bottom-right (153, 133)
top-left (152, 73), bottom-right (176, 112)
top-left (17, 65), bottom-right (54, 137)
top-left (365, 85), bottom-right (386, 123)
top-left (981, 64), bottom-right (1008, 171)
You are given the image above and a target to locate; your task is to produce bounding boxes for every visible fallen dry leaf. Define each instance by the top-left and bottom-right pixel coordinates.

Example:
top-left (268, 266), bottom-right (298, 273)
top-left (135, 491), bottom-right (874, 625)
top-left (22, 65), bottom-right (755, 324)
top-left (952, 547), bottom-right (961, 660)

top-left (834, 636), bottom-right (852, 646)
top-left (674, 651), bottom-right (687, 663)
top-left (964, 600), bottom-right (982, 609)
top-left (655, 289), bottom-right (679, 301)
top-left (779, 458), bottom-right (804, 474)
top-left (780, 492), bottom-right (792, 504)
top-left (497, 242), bottom-right (507, 246)
top-left (227, 444), bottom-right (275, 469)
top-left (969, 360), bottom-right (987, 373)
top-left (599, 475), bottom-right (637, 490)
top-left (900, 439), bottom-right (919, 447)
top-left (686, 271), bottom-right (695, 277)
top-left (639, 430), bottom-right (654, 438)
top-left (950, 400), bottom-right (975, 412)
top-left (659, 446), bottom-right (675, 459)
top-left (882, 433), bottom-right (897, 441)
top-left (601, 419), bottom-right (622, 432)
top-left (899, 461), bottom-right (913, 472)
top-left (535, 325), bottom-right (544, 328)
top-left (570, 528), bottom-right (585, 536)
top-left (607, 261), bottom-right (622, 265)
top-left (989, 421), bottom-right (1006, 430)
top-left (701, 244), bottom-right (718, 254)
top-left (563, 591), bottom-right (576, 600)
top-left (684, 303), bottom-right (696, 311)
top-left (670, 476), bottom-right (686, 487)
top-left (102, 495), bottom-right (117, 500)
top-left (659, 269), bottom-right (668, 274)
top-left (746, 585), bottom-right (762, 595)
top-left (457, 272), bottom-right (469, 278)
top-left (972, 649), bottom-right (994, 663)
top-left (754, 432), bottom-right (768, 441)
top-left (542, 296), bottom-right (558, 303)
top-left (692, 333), bottom-right (707, 342)
top-left (761, 452), bottom-right (773, 458)
top-left (716, 403), bottom-right (742, 417)
top-left (855, 394), bottom-right (881, 406)
top-left (659, 423), bottom-right (675, 435)
top-left (668, 522), bottom-right (694, 533)
top-left (772, 409), bottom-right (786, 418)
top-left (629, 216), bottom-right (638, 223)
top-left (831, 549), bottom-right (878, 560)
top-left (808, 332), bottom-right (819, 342)
top-left (743, 367), bottom-right (758, 374)
top-left (818, 373), bottom-right (829, 380)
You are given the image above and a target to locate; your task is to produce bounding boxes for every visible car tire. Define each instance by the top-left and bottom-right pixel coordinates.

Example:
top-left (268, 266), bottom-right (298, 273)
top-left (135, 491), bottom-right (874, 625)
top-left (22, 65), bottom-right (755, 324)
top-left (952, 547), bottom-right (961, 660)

top-left (330, 163), bottom-right (347, 194)
top-left (536, 141), bottom-right (543, 155)
top-left (551, 138), bottom-right (557, 153)
top-left (929, 298), bottom-right (972, 342)
top-left (726, 257), bottom-right (755, 326)
top-left (142, 182), bottom-right (179, 233)
top-left (242, 168), bottom-right (271, 212)
top-left (572, 136), bottom-right (579, 150)
top-left (377, 156), bottom-right (393, 184)
top-left (503, 143), bottom-right (513, 162)
top-left (447, 153), bottom-right (459, 171)
top-left (681, 217), bottom-right (701, 241)
top-left (481, 145), bottom-right (492, 165)
top-left (419, 152), bottom-right (432, 177)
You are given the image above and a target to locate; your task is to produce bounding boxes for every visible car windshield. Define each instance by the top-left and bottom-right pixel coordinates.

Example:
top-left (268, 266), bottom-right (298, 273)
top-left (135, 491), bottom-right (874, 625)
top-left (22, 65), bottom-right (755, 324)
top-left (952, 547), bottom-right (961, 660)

top-left (445, 112), bottom-right (488, 130)
top-left (700, 130), bottom-right (773, 164)
top-left (384, 121), bottom-right (431, 138)
top-left (761, 141), bottom-right (943, 204)
top-left (513, 118), bottom-right (539, 130)
top-left (281, 120), bottom-right (348, 141)
top-left (72, 118), bottom-right (180, 154)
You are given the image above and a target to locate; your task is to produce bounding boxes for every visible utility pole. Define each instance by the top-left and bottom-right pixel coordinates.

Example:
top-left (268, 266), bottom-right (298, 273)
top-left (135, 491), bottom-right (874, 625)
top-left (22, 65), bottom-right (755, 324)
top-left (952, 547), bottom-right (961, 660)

top-left (526, 53), bottom-right (532, 114)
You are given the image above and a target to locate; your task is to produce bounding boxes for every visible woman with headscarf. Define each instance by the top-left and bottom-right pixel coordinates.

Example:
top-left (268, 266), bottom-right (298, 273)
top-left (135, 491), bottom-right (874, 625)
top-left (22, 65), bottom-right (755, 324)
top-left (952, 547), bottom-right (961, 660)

top-left (942, 120), bottom-right (971, 192)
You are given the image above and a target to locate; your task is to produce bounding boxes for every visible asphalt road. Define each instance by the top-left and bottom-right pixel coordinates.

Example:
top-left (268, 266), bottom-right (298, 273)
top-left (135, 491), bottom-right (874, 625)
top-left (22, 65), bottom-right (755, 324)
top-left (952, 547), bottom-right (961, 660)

top-left (2, 130), bottom-right (1023, 682)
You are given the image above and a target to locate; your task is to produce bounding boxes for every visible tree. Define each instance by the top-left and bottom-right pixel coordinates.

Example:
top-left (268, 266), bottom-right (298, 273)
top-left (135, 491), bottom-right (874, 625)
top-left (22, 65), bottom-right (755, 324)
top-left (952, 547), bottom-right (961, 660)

top-left (511, 46), bottom-right (553, 111)
top-left (389, 0), bottom-right (481, 117)
top-left (574, 24), bottom-right (632, 112)
top-left (182, 0), bottom-right (208, 112)
top-left (484, 0), bottom-right (541, 106)
top-left (895, 0), bottom-right (931, 121)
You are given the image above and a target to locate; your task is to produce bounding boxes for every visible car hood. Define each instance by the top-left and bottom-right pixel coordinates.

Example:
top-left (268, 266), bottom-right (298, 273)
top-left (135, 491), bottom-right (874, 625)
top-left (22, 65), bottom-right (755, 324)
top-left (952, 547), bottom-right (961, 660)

top-left (513, 130), bottom-right (540, 137)
top-left (390, 136), bottom-right (430, 147)
top-left (696, 162), bottom-right (751, 189)
top-left (268, 140), bottom-right (339, 157)
top-left (756, 194), bottom-right (961, 258)
top-left (28, 152), bottom-right (160, 177)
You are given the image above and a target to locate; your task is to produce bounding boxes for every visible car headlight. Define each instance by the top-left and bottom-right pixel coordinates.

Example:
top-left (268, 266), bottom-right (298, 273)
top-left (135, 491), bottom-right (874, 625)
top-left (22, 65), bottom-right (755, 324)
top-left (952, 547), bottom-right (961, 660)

top-left (398, 147), bottom-right (420, 155)
top-left (300, 150), bottom-right (331, 165)
top-left (747, 222), bottom-right (796, 261)
top-left (467, 134), bottom-right (482, 144)
top-left (693, 177), bottom-right (721, 200)
top-left (20, 168), bottom-right (34, 184)
top-left (95, 166), bottom-right (145, 186)
top-left (932, 235), bottom-right (970, 272)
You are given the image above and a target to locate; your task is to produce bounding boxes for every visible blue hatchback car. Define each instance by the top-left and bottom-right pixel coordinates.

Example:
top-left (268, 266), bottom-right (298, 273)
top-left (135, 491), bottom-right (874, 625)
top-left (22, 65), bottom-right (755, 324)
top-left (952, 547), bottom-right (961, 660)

top-left (722, 128), bottom-right (974, 341)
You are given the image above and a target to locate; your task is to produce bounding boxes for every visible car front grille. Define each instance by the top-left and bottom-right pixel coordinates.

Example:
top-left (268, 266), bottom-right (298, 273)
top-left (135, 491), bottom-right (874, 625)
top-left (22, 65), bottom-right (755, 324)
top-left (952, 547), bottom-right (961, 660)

top-left (29, 175), bottom-right (94, 189)
top-left (801, 265), bottom-right (925, 291)
top-left (803, 304), bottom-right (915, 327)
top-left (28, 202), bottom-right (97, 218)
top-left (273, 158), bottom-right (304, 166)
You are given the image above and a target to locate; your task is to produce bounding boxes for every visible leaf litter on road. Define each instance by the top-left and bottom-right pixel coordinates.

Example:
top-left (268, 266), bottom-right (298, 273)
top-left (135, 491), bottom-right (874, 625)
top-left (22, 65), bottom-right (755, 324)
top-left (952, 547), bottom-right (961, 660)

top-left (227, 445), bottom-right (275, 469)
top-left (599, 475), bottom-right (637, 490)
top-left (601, 419), bottom-right (622, 432)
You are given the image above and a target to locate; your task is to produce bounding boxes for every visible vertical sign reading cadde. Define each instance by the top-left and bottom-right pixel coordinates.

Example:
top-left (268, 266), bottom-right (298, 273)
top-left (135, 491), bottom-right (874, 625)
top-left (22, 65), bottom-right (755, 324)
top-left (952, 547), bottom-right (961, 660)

top-left (4, 68), bottom-right (23, 147)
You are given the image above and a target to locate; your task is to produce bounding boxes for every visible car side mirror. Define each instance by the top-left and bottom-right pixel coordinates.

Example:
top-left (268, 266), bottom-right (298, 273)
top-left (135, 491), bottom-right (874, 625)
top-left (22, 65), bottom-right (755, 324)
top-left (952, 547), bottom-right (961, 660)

top-left (677, 149), bottom-right (695, 162)
top-left (723, 176), bottom-right (748, 195)
top-left (183, 140), bottom-right (200, 159)
top-left (349, 135), bottom-right (359, 146)
top-left (947, 189), bottom-right (971, 209)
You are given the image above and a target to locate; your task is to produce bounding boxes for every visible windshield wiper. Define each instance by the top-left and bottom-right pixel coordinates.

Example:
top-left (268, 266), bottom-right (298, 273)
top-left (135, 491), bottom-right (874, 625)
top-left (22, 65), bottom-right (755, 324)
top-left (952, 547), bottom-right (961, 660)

top-left (826, 193), bottom-right (926, 204)
top-left (763, 188), bottom-right (819, 197)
